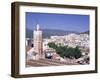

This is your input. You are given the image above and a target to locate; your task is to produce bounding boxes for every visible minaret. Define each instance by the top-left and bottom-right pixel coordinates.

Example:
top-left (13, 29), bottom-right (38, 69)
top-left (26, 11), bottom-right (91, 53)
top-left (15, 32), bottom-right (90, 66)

top-left (33, 24), bottom-right (43, 60)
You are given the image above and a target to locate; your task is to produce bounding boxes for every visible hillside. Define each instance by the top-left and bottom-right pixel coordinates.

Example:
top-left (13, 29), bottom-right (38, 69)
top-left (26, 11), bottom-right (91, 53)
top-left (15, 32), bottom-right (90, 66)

top-left (80, 30), bottom-right (89, 34)
top-left (26, 28), bottom-right (80, 38)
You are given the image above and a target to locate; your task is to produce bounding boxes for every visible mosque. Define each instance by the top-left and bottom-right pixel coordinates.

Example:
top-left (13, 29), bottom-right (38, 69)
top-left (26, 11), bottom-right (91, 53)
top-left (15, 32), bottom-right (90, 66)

top-left (26, 24), bottom-right (61, 61)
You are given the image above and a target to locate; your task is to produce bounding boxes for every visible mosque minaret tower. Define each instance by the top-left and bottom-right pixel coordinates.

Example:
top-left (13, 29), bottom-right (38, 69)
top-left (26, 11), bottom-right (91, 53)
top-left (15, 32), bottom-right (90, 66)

top-left (33, 24), bottom-right (44, 60)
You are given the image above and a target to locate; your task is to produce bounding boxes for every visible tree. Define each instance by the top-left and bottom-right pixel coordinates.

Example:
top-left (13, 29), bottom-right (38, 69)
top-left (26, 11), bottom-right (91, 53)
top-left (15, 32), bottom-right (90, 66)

top-left (56, 46), bottom-right (65, 58)
top-left (48, 42), bottom-right (57, 49)
top-left (64, 47), bottom-right (74, 59)
top-left (74, 46), bottom-right (82, 59)
top-left (48, 42), bottom-right (82, 59)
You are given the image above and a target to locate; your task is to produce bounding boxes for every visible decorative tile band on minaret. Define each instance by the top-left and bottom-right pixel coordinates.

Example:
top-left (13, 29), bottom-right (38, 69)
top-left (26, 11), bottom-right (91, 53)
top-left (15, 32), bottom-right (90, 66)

top-left (33, 24), bottom-right (44, 60)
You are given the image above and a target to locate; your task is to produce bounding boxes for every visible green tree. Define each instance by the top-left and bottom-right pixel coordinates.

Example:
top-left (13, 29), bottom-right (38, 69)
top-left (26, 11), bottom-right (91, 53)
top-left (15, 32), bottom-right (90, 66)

top-left (74, 46), bottom-right (82, 59)
top-left (48, 42), bottom-right (82, 59)
top-left (48, 42), bottom-right (57, 49)
top-left (56, 46), bottom-right (65, 58)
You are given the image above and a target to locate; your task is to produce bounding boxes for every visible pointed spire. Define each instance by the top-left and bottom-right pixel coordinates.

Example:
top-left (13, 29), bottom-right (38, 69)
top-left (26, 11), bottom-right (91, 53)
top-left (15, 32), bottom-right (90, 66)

top-left (36, 24), bottom-right (40, 31)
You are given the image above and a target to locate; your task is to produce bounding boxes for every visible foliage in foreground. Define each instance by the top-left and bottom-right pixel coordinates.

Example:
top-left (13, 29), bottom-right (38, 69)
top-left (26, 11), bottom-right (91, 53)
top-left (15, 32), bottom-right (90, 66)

top-left (48, 42), bottom-right (82, 59)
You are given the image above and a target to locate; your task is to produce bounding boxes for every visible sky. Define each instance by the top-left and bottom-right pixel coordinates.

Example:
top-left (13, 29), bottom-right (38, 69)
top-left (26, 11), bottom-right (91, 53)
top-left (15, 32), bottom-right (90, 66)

top-left (26, 12), bottom-right (89, 32)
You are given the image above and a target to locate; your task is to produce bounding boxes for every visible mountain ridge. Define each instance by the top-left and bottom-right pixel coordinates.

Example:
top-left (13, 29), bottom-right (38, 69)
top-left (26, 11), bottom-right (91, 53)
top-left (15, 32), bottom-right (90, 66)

top-left (26, 28), bottom-right (88, 38)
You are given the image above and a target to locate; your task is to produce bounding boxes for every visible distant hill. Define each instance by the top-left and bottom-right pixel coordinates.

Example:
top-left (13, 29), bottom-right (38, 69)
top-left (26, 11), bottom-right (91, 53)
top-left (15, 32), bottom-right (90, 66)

top-left (80, 30), bottom-right (89, 34)
top-left (42, 29), bottom-right (79, 38)
top-left (26, 28), bottom-right (33, 38)
top-left (26, 28), bottom-right (80, 38)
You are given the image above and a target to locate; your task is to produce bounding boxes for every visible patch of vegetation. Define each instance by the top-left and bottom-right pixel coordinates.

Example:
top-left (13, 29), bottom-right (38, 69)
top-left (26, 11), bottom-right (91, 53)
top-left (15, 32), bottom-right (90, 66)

top-left (48, 42), bottom-right (82, 59)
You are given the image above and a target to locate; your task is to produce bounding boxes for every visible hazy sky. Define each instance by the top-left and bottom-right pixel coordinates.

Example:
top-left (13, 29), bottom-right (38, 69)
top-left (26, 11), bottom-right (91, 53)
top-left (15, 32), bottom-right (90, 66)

top-left (26, 12), bottom-right (89, 32)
